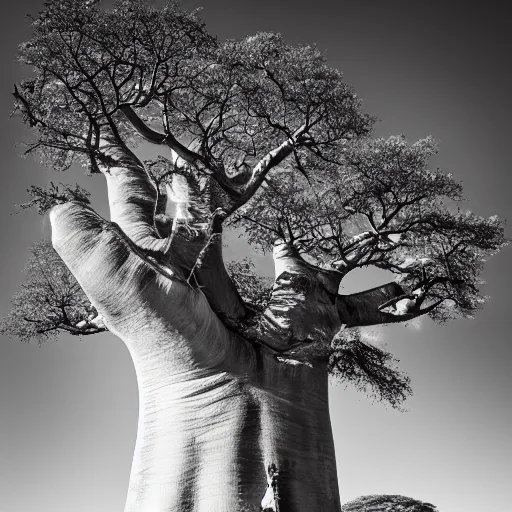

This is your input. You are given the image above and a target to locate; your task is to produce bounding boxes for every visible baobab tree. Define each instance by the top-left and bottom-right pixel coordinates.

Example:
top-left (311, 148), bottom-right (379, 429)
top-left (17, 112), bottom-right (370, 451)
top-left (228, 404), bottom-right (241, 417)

top-left (2, 0), bottom-right (507, 511)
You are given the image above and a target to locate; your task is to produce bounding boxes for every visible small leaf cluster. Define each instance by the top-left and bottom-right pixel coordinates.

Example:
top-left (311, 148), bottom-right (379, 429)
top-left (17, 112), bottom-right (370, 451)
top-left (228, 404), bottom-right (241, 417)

top-left (0, 240), bottom-right (103, 343)
top-left (16, 182), bottom-right (91, 215)
top-left (329, 328), bottom-right (412, 409)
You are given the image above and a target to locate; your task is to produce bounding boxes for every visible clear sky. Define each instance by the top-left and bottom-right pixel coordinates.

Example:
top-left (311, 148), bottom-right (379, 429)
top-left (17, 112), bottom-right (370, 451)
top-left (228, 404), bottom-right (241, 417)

top-left (0, 1), bottom-right (511, 512)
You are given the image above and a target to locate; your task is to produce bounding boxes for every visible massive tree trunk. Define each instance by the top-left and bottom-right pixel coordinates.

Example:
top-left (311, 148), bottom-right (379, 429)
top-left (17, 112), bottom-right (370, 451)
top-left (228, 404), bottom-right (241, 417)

top-left (49, 198), bottom-right (342, 512)
top-left (124, 338), bottom-right (339, 512)
top-left (47, 135), bottom-right (414, 512)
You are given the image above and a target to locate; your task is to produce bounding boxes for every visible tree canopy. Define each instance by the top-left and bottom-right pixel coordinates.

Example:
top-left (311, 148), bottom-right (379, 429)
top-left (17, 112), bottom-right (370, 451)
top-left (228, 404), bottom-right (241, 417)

top-left (341, 494), bottom-right (438, 512)
top-left (3, 0), bottom-right (508, 409)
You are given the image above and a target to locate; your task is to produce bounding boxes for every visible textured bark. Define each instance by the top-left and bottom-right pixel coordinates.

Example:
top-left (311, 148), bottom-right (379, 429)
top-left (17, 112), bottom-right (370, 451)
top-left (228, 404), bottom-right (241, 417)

top-left (123, 345), bottom-right (340, 512)
top-left (45, 131), bottom-right (425, 512)
top-left (48, 199), bottom-right (416, 510)
top-left (50, 202), bottom-right (342, 512)
top-left (48, 192), bottom-right (427, 511)
top-left (100, 133), bottom-right (172, 255)
top-left (258, 242), bottom-right (342, 352)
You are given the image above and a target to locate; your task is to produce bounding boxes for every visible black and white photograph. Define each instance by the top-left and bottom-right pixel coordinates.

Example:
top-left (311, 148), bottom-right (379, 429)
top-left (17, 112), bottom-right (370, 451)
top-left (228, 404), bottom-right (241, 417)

top-left (0, 1), bottom-right (510, 511)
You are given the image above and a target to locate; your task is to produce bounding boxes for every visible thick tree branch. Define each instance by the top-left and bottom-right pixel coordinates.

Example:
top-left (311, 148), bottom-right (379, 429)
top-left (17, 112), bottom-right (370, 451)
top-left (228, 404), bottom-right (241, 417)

top-left (59, 324), bottom-right (107, 336)
top-left (119, 105), bottom-right (217, 177)
top-left (336, 281), bottom-right (442, 327)
top-left (120, 105), bottom-right (244, 200)
top-left (255, 241), bottom-right (342, 352)
top-left (233, 124), bottom-right (308, 211)
top-left (120, 104), bottom-right (205, 168)
top-left (165, 230), bottom-right (248, 319)
top-left (119, 104), bottom-right (168, 143)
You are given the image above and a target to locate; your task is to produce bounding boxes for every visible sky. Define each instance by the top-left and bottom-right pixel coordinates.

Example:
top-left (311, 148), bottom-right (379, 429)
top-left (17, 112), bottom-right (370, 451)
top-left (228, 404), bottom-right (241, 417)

top-left (0, 1), bottom-right (511, 512)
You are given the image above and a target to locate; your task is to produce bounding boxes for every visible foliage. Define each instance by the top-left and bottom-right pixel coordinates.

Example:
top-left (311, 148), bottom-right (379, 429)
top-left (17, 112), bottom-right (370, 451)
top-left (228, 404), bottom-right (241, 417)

top-left (226, 258), bottom-right (273, 311)
top-left (0, 240), bottom-right (106, 343)
top-left (14, 0), bottom-right (212, 172)
top-left (232, 135), bottom-right (508, 322)
top-left (16, 181), bottom-right (90, 215)
top-left (341, 494), bottom-right (438, 512)
top-left (329, 328), bottom-right (412, 409)
top-left (6, 0), bottom-right (509, 406)
top-left (14, 0), bottom-right (370, 180)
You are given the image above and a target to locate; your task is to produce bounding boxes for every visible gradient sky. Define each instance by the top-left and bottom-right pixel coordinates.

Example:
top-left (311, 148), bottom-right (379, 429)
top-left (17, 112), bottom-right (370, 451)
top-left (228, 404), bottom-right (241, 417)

top-left (1, 1), bottom-right (511, 512)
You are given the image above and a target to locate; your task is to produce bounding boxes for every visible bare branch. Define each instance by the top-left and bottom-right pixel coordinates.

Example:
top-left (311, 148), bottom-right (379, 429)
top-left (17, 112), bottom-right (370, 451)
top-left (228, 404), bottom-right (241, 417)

top-left (233, 124), bottom-right (308, 210)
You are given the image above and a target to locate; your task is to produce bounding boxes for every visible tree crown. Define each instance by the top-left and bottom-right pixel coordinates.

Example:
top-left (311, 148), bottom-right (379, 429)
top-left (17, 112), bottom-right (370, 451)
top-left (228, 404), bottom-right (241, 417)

top-left (4, 0), bottom-right (508, 409)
